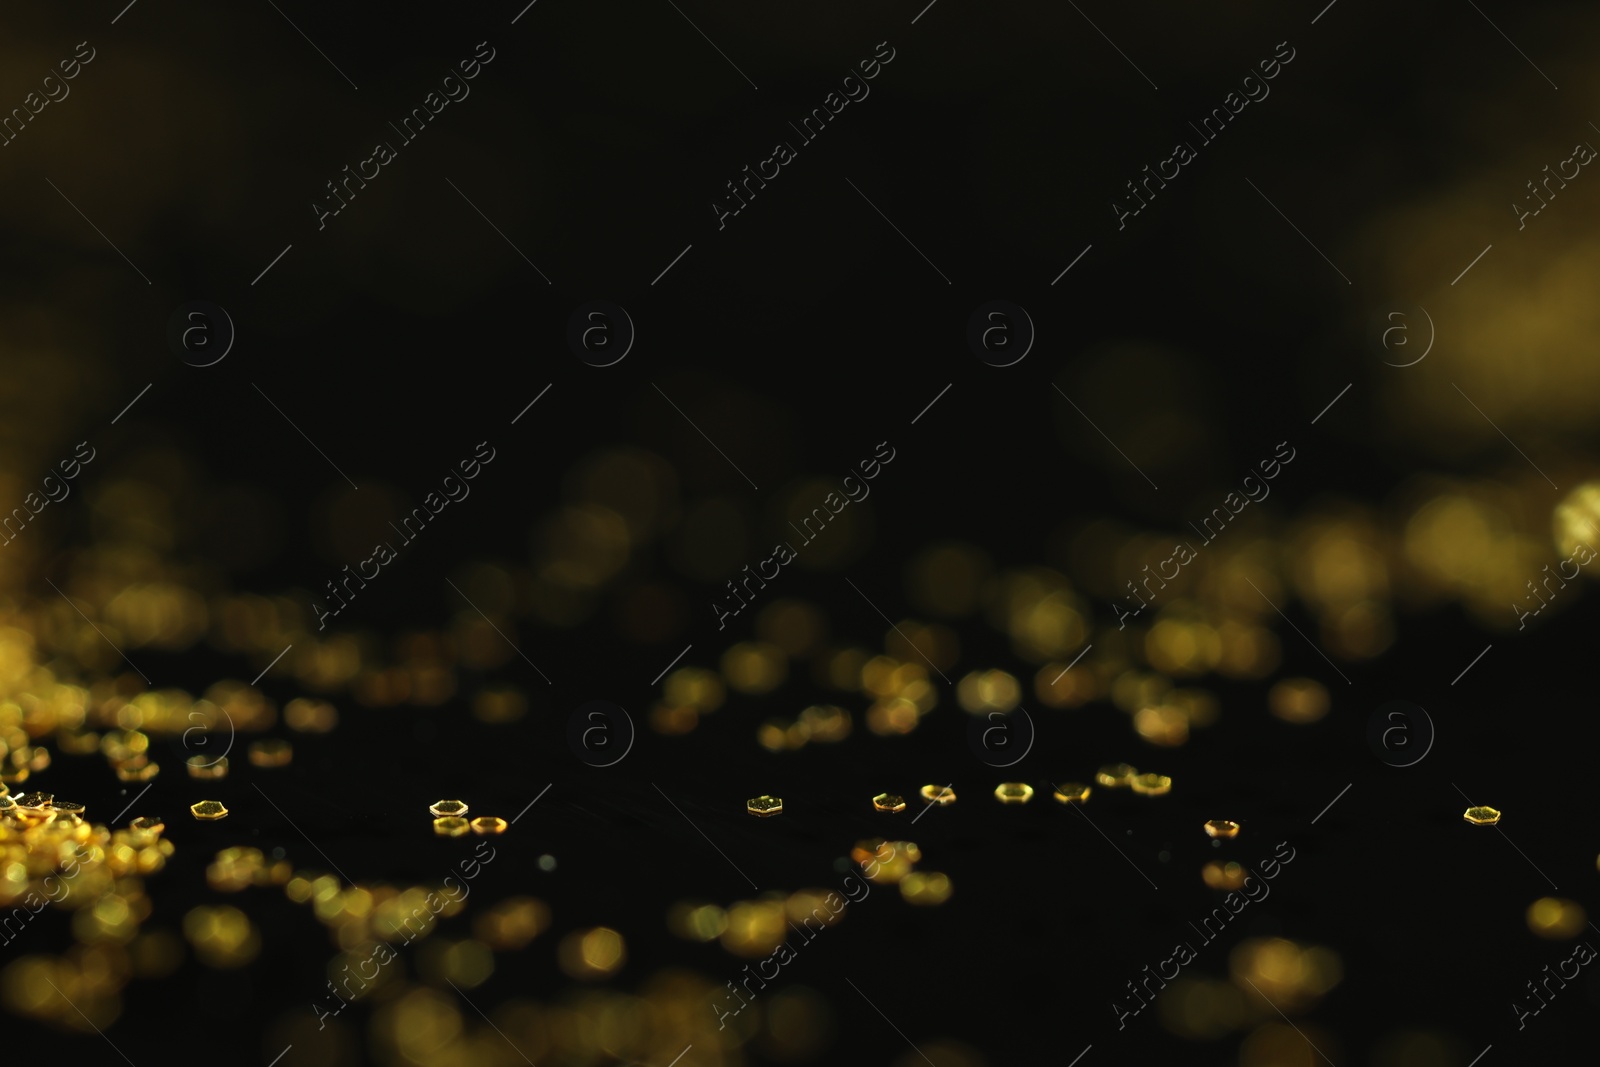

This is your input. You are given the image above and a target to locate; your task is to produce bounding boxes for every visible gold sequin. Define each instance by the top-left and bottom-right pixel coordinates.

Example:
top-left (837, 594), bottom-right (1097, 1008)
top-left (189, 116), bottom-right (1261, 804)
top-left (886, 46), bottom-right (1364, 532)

top-left (993, 782), bottom-right (1034, 804)
top-left (747, 795), bottom-right (783, 817)
top-left (190, 800), bottom-right (229, 821)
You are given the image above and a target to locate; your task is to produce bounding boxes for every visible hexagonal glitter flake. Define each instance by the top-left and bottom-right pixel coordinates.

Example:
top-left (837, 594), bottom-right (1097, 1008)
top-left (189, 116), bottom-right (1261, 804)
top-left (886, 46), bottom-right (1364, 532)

top-left (747, 795), bottom-right (783, 817)
top-left (190, 800), bottom-right (229, 821)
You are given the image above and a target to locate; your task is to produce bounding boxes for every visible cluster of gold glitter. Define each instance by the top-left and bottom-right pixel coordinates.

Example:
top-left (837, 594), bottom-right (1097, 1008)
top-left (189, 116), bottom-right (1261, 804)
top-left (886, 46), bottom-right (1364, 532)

top-left (1157, 938), bottom-right (1343, 1045)
top-left (0, 796), bottom-right (174, 1030)
top-left (851, 838), bottom-right (952, 905)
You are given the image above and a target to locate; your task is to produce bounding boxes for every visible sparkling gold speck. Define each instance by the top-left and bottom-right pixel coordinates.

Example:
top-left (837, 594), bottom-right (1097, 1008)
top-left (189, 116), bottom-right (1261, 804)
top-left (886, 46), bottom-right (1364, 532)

top-left (433, 816), bottom-right (470, 836)
top-left (1205, 819), bottom-right (1241, 839)
top-left (429, 799), bottom-right (468, 818)
top-left (248, 739), bottom-right (293, 768)
top-left (1052, 782), bottom-right (1091, 804)
top-left (14, 792), bottom-right (52, 810)
top-left (190, 800), bottom-right (229, 821)
top-left (1096, 764), bottom-right (1137, 788)
top-left (186, 755), bottom-right (229, 779)
top-left (470, 816), bottom-right (507, 835)
top-left (117, 761), bottom-right (160, 782)
top-left (919, 784), bottom-right (956, 806)
top-left (872, 793), bottom-right (905, 813)
top-left (994, 782), bottom-right (1034, 804)
top-left (747, 795), bottom-right (783, 817)
top-left (130, 816), bottom-right (165, 833)
top-left (1131, 773), bottom-right (1172, 796)
top-left (1463, 805), bottom-right (1500, 826)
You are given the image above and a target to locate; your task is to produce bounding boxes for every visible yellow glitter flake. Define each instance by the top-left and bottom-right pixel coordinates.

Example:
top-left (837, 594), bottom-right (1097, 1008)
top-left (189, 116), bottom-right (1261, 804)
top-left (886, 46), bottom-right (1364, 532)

top-left (186, 755), bottom-right (229, 779)
top-left (1095, 763), bottom-right (1137, 788)
top-left (872, 793), bottom-right (906, 814)
top-left (248, 740), bottom-right (293, 768)
top-left (1463, 805), bottom-right (1500, 826)
top-left (470, 816), bottom-right (507, 835)
top-left (190, 800), bottom-right (229, 821)
top-left (1204, 819), bottom-right (1241, 839)
top-left (993, 782), bottom-right (1034, 805)
top-left (429, 799), bottom-right (468, 818)
top-left (1130, 773), bottom-right (1172, 796)
top-left (433, 816), bottom-right (470, 837)
top-left (747, 795), bottom-right (783, 817)
top-left (1052, 782), bottom-right (1091, 804)
top-left (918, 784), bottom-right (956, 806)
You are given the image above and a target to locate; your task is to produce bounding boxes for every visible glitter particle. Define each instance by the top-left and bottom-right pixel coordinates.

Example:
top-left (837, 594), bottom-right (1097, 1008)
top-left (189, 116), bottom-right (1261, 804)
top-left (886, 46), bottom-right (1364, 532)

top-left (470, 816), bottom-right (507, 835)
top-left (186, 755), bottom-right (229, 779)
top-left (1131, 773), bottom-right (1172, 796)
top-left (433, 816), bottom-right (470, 836)
top-left (993, 782), bottom-right (1034, 804)
top-left (190, 800), bottom-right (229, 821)
top-left (1463, 805), bottom-right (1500, 826)
top-left (429, 799), bottom-right (468, 818)
top-left (1204, 819), bottom-right (1240, 839)
top-left (1095, 763), bottom-right (1137, 788)
top-left (248, 740), bottom-right (293, 768)
top-left (747, 795), bottom-right (783, 817)
top-left (1052, 782), bottom-right (1091, 804)
top-left (872, 793), bottom-right (906, 813)
top-left (919, 784), bottom-right (956, 806)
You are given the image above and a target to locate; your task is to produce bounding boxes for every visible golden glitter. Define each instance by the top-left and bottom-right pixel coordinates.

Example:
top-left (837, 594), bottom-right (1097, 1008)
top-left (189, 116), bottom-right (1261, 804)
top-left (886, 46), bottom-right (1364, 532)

top-left (1131, 773), bottom-right (1172, 796)
top-left (919, 784), bottom-right (956, 806)
top-left (1527, 897), bottom-right (1587, 939)
top-left (1204, 820), bottom-right (1241, 839)
top-left (186, 755), bottom-right (229, 779)
top-left (1463, 805), bottom-right (1500, 826)
top-left (872, 793), bottom-right (906, 813)
top-left (1203, 861), bottom-right (1248, 891)
top-left (14, 791), bottom-right (52, 811)
top-left (1095, 763), bottom-right (1138, 788)
top-left (559, 926), bottom-right (626, 979)
top-left (1052, 782), bottom-right (1091, 804)
top-left (129, 816), bottom-right (165, 834)
top-left (747, 795), bottom-right (783, 817)
top-left (433, 816), bottom-right (470, 837)
top-left (117, 761), bottom-right (160, 782)
top-left (248, 739), bottom-right (293, 767)
top-left (429, 799), bottom-right (468, 818)
top-left (899, 871), bottom-right (953, 905)
top-left (190, 800), bottom-right (229, 821)
top-left (470, 816), bottom-right (507, 835)
top-left (993, 782), bottom-right (1034, 804)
